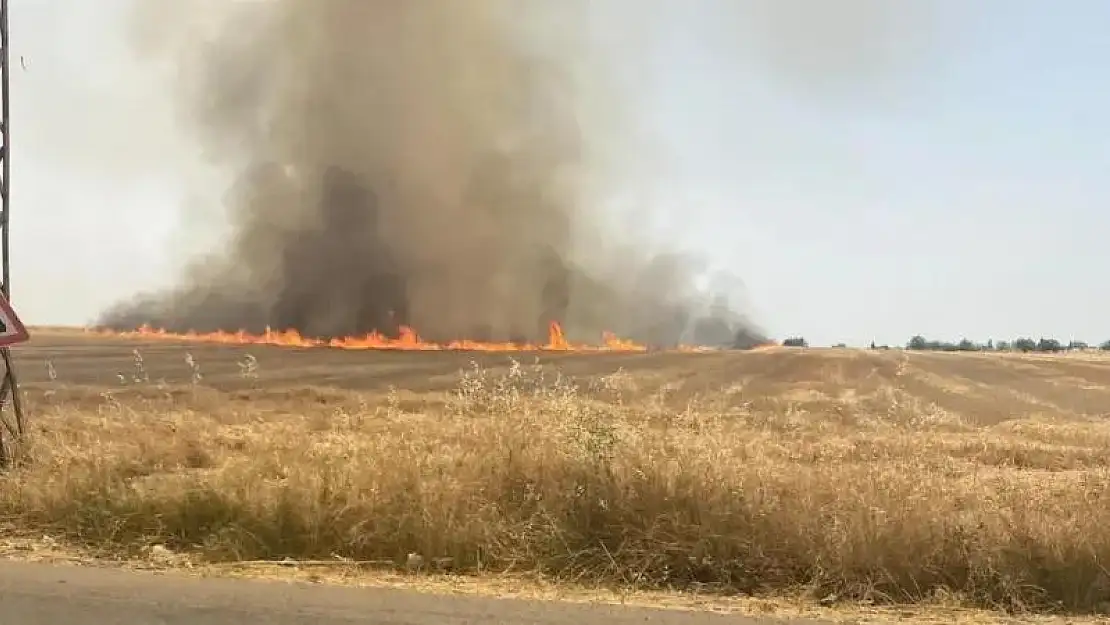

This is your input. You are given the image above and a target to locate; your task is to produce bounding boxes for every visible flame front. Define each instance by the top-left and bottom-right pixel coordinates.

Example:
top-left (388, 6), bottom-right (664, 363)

top-left (90, 322), bottom-right (649, 353)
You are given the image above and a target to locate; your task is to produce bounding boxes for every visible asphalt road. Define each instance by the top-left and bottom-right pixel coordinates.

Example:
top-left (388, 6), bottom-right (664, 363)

top-left (0, 561), bottom-right (827, 625)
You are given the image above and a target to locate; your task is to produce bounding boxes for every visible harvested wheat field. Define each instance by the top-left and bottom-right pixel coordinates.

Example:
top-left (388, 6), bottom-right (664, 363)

top-left (6, 329), bottom-right (1110, 615)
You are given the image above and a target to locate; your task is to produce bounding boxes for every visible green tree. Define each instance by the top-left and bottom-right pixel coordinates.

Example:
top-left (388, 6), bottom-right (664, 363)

top-left (1036, 337), bottom-right (1063, 352)
top-left (956, 338), bottom-right (978, 352)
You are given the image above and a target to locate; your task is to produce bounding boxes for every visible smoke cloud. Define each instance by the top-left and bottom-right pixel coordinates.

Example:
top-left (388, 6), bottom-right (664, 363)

top-left (718, 0), bottom-right (953, 111)
top-left (102, 0), bottom-right (763, 346)
top-left (98, 0), bottom-right (764, 348)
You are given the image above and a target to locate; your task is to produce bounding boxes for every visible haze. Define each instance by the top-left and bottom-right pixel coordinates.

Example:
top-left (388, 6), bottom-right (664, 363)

top-left (11, 0), bottom-right (1110, 347)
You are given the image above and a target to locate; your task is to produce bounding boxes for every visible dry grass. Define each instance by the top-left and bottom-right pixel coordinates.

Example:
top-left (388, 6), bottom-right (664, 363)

top-left (4, 353), bottom-right (1110, 616)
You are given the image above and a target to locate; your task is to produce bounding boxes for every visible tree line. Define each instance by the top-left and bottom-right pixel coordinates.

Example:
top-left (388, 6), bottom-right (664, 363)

top-left (778, 336), bottom-right (1110, 352)
top-left (902, 336), bottom-right (1108, 353)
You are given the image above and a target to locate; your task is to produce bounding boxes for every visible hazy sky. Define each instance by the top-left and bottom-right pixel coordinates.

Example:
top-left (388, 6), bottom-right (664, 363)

top-left (10, 1), bottom-right (1110, 346)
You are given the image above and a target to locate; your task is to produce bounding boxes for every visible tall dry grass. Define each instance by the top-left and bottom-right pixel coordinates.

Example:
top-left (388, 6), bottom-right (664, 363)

top-left (3, 356), bottom-right (1110, 614)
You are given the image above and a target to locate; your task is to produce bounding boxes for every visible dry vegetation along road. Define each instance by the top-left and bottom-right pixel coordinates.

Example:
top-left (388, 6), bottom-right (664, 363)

top-left (6, 330), bottom-right (1110, 620)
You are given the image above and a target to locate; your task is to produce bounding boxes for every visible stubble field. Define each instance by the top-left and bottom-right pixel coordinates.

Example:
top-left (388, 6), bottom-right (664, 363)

top-left (4, 329), bottom-right (1110, 614)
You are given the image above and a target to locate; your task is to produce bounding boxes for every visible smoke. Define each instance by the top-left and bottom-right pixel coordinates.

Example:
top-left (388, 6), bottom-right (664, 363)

top-left (717, 0), bottom-right (950, 108)
top-left (97, 0), bottom-right (764, 347)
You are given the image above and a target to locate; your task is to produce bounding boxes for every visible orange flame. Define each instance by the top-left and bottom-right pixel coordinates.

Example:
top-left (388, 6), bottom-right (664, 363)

top-left (89, 321), bottom-right (649, 353)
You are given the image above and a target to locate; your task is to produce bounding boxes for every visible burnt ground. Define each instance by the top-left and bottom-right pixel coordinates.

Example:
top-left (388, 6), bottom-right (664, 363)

top-left (12, 330), bottom-right (1110, 424)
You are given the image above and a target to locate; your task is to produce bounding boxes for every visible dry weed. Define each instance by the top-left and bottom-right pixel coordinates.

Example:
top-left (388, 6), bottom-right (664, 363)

top-left (2, 357), bottom-right (1110, 615)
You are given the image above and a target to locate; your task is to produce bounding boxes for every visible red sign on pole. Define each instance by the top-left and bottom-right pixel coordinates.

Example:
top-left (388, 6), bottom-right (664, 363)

top-left (0, 293), bottom-right (28, 347)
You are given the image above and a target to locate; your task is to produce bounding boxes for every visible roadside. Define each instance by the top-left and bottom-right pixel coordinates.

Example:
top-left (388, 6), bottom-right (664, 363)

top-left (0, 535), bottom-right (1096, 625)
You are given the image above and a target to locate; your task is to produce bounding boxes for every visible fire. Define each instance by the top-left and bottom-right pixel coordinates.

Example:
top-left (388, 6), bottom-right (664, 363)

top-left (89, 321), bottom-right (649, 353)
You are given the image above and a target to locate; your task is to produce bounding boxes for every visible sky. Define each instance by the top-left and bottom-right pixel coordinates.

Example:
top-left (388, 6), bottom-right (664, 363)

top-left (8, 0), bottom-right (1110, 347)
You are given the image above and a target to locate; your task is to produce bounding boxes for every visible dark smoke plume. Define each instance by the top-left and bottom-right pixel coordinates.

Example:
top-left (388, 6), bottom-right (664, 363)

top-left (101, 0), bottom-right (764, 348)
